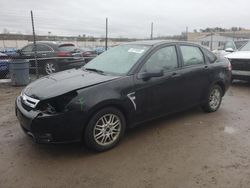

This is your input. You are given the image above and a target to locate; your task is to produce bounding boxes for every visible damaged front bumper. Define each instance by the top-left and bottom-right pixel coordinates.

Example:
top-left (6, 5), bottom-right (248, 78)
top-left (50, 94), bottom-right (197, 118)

top-left (15, 96), bottom-right (84, 144)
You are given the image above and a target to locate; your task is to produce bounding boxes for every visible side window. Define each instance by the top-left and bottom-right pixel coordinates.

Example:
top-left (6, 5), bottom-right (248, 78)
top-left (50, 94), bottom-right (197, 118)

top-left (35, 44), bottom-right (52, 52)
top-left (21, 45), bottom-right (33, 52)
top-left (141, 46), bottom-right (178, 72)
top-left (203, 48), bottom-right (217, 63)
top-left (180, 46), bottom-right (205, 66)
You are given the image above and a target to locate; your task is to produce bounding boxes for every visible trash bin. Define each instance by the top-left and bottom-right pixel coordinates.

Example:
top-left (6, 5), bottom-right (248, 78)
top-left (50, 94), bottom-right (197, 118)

top-left (9, 59), bottom-right (30, 86)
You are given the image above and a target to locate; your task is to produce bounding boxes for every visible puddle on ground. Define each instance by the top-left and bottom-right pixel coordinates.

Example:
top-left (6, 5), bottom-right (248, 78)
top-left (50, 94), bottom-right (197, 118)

top-left (224, 126), bottom-right (236, 134)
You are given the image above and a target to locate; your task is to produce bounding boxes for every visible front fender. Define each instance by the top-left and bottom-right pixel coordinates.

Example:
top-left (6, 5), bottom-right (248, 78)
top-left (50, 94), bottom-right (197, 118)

top-left (67, 84), bottom-right (136, 127)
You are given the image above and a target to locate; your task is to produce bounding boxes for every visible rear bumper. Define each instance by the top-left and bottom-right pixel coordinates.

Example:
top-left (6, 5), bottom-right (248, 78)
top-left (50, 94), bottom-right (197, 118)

top-left (15, 96), bottom-right (84, 144)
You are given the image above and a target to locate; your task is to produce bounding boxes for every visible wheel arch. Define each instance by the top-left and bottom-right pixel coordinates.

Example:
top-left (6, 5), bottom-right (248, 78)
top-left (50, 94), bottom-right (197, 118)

top-left (82, 100), bottom-right (129, 136)
top-left (214, 80), bottom-right (225, 96)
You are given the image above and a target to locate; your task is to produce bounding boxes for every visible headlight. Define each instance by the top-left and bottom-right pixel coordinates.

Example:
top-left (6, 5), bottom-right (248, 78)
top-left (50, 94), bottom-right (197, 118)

top-left (37, 91), bottom-right (77, 114)
top-left (38, 103), bottom-right (57, 114)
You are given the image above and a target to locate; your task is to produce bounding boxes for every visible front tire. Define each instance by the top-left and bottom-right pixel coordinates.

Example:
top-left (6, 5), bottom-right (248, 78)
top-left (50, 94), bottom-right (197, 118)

top-left (202, 85), bottom-right (223, 113)
top-left (84, 107), bottom-right (126, 152)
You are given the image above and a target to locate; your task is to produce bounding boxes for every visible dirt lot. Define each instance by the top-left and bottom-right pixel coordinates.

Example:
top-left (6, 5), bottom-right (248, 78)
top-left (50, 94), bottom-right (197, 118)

top-left (0, 81), bottom-right (250, 188)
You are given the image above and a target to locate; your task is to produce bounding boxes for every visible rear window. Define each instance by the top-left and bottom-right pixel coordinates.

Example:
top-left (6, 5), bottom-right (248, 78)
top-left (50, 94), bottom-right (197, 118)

top-left (180, 46), bottom-right (205, 66)
top-left (58, 44), bottom-right (76, 52)
top-left (202, 48), bottom-right (217, 63)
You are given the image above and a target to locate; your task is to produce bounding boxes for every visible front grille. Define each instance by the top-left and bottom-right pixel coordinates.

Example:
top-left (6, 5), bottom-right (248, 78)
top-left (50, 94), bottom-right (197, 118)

top-left (21, 99), bottom-right (33, 111)
top-left (21, 93), bottom-right (40, 109)
top-left (231, 59), bottom-right (250, 71)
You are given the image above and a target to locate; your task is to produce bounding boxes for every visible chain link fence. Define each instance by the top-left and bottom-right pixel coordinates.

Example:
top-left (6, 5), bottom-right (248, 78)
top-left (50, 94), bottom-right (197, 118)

top-left (1, 11), bottom-right (249, 84)
top-left (0, 38), bottom-right (245, 83)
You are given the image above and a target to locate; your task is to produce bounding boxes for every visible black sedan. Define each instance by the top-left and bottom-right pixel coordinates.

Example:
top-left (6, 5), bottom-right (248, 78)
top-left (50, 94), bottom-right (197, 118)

top-left (12, 42), bottom-right (84, 75)
top-left (15, 41), bottom-right (231, 151)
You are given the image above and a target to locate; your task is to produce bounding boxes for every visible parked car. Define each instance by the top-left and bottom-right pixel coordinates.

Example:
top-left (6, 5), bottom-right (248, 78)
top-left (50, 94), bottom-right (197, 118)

top-left (213, 40), bottom-right (248, 57)
top-left (15, 41), bottom-right (231, 151)
top-left (0, 47), bottom-right (18, 56)
top-left (94, 47), bottom-right (106, 55)
top-left (79, 47), bottom-right (97, 63)
top-left (0, 52), bottom-right (10, 79)
top-left (10, 42), bottom-right (84, 75)
top-left (225, 41), bottom-right (250, 82)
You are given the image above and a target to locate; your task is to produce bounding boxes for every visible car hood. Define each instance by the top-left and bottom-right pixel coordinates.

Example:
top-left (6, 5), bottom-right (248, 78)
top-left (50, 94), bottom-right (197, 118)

top-left (225, 51), bottom-right (250, 59)
top-left (24, 68), bottom-right (120, 100)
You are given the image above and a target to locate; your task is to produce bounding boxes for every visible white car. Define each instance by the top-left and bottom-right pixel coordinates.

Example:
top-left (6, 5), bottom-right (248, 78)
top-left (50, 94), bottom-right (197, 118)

top-left (225, 41), bottom-right (250, 82)
top-left (213, 40), bottom-right (248, 58)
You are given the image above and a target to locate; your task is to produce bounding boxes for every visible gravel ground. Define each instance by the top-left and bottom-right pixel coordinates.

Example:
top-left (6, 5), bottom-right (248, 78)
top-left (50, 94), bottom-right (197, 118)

top-left (0, 81), bottom-right (250, 188)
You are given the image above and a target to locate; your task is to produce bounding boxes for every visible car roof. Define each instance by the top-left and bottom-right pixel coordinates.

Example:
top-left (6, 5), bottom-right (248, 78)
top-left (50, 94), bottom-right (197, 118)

top-left (35, 42), bottom-right (75, 48)
top-left (23, 42), bottom-right (76, 50)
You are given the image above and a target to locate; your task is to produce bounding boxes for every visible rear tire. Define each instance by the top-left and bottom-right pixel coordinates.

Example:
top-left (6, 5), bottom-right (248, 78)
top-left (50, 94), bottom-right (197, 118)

top-left (44, 61), bottom-right (59, 75)
top-left (84, 107), bottom-right (126, 152)
top-left (201, 85), bottom-right (223, 113)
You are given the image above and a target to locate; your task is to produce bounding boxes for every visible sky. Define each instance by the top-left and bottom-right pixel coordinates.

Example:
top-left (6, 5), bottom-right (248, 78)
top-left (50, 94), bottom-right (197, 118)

top-left (0, 0), bottom-right (250, 38)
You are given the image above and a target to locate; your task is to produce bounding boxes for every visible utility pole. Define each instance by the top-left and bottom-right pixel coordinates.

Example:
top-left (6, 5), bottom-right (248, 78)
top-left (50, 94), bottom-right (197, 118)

top-left (30, 10), bottom-right (39, 79)
top-left (186, 26), bottom-right (188, 41)
top-left (150, 22), bottom-right (154, 40)
top-left (105, 18), bottom-right (108, 51)
top-left (210, 32), bottom-right (213, 51)
top-left (233, 29), bottom-right (236, 41)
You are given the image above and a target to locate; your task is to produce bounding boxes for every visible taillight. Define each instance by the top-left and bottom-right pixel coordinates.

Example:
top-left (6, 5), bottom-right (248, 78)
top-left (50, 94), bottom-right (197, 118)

top-left (57, 51), bottom-right (71, 57)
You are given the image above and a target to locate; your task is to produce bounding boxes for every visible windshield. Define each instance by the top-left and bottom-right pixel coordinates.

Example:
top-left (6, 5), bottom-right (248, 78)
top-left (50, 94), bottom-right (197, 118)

top-left (84, 44), bottom-right (150, 75)
top-left (240, 41), bottom-right (250, 51)
top-left (224, 41), bottom-right (236, 50)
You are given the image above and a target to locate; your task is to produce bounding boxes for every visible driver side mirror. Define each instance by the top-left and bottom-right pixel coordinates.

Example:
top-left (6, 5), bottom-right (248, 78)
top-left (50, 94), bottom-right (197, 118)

top-left (138, 68), bottom-right (163, 80)
top-left (225, 48), bottom-right (234, 53)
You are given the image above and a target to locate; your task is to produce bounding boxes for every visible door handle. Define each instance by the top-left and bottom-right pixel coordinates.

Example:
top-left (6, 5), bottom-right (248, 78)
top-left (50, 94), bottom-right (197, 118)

top-left (204, 65), bottom-right (209, 69)
top-left (171, 72), bottom-right (181, 78)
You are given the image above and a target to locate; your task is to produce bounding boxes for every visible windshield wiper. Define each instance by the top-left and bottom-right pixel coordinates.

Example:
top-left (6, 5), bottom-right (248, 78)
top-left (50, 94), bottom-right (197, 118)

top-left (84, 68), bottom-right (105, 74)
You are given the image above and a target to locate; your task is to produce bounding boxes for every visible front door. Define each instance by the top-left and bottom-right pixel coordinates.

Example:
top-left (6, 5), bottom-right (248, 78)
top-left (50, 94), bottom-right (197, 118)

top-left (134, 45), bottom-right (184, 122)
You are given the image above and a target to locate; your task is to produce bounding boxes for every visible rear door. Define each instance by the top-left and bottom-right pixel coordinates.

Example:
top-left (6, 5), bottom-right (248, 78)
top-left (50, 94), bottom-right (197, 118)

top-left (35, 44), bottom-right (54, 59)
top-left (178, 44), bottom-right (210, 107)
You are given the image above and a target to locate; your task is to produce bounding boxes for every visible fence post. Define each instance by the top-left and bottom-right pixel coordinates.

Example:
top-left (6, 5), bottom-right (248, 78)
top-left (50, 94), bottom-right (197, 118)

top-left (30, 10), bottom-right (39, 79)
top-left (186, 27), bottom-right (188, 41)
top-left (150, 22), bottom-right (154, 40)
top-left (210, 32), bottom-right (213, 51)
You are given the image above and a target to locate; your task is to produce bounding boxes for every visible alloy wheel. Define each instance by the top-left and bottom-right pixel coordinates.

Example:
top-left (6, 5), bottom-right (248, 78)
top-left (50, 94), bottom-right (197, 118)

top-left (93, 114), bottom-right (121, 146)
top-left (45, 63), bottom-right (56, 74)
top-left (209, 88), bottom-right (221, 110)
